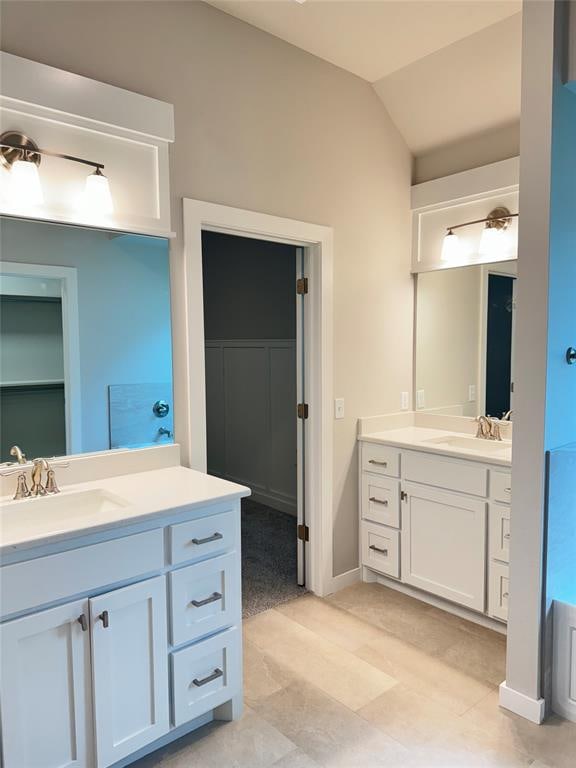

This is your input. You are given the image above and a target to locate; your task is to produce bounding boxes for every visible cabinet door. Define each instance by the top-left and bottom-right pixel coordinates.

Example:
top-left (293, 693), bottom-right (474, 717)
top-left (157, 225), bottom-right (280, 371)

top-left (401, 483), bottom-right (487, 611)
top-left (0, 599), bottom-right (92, 768)
top-left (90, 576), bottom-right (169, 768)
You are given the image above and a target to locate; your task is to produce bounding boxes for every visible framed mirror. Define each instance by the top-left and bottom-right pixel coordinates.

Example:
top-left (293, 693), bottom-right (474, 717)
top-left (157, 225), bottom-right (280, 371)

top-left (415, 262), bottom-right (517, 420)
top-left (0, 217), bottom-right (173, 462)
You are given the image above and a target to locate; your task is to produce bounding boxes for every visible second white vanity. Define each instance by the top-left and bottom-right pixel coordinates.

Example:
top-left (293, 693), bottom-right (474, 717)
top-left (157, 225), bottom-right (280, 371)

top-left (358, 414), bottom-right (512, 626)
top-left (0, 448), bottom-right (249, 768)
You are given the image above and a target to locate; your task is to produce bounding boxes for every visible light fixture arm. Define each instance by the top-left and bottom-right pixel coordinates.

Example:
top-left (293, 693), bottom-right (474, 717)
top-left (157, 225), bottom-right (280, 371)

top-left (446, 207), bottom-right (518, 235)
top-left (0, 131), bottom-right (105, 172)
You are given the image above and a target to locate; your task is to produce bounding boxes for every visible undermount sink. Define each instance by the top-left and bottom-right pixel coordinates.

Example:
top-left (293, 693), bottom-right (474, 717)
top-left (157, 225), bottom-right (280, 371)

top-left (0, 488), bottom-right (130, 541)
top-left (423, 435), bottom-right (512, 454)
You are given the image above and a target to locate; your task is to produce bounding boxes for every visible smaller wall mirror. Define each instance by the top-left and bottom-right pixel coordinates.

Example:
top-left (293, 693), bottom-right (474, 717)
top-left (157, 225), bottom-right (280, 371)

top-left (415, 262), bottom-right (517, 420)
top-left (0, 217), bottom-right (173, 461)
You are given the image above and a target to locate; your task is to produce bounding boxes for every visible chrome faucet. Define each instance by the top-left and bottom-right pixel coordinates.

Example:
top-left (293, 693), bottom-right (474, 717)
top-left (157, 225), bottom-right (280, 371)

top-left (475, 415), bottom-right (502, 441)
top-left (1, 455), bottom-right (69, 501)
top-left (10, 445), bottom-right (27, 465)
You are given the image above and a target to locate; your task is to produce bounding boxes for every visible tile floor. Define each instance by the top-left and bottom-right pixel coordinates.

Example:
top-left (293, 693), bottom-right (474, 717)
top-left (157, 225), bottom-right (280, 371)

top-left (133, 582), bottom-right (575, 768)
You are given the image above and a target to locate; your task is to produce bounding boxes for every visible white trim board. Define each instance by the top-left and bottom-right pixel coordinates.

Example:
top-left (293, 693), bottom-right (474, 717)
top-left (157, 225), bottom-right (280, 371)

top-left (499, 681), bottom-right (546, 724)
top-left (0, 260), bottom-right (82, 454)
top-left (181, 199), bottom-right (334, 597)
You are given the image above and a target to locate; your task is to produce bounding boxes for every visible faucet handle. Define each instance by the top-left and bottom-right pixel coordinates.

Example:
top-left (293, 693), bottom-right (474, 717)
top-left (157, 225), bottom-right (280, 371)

top-left (45, 469), bottom-right (60, 494)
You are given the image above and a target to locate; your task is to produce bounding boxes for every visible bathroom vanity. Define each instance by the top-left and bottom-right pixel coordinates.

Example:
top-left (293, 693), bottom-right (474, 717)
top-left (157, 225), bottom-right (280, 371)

top-left (358, 416), bottom-right (512, 627)
top-left (0, 456), bottom-right (249, 768)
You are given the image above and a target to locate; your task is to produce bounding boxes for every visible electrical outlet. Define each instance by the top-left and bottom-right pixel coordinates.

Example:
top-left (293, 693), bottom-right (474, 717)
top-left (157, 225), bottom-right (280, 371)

top-left (401, 391), bottom-right (410, 410)
top-left (334, 398), bottom-right (345, 419)
top-left (416, 389), bottom-right (425, 409)
top-left (468, 384), bottom-right (477, 402)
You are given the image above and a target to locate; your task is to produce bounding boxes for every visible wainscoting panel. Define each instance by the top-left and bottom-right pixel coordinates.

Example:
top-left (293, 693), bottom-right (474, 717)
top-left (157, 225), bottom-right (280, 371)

top-left (552, 600), bottom-right (576, 722)
top-left (205, 340), bottom-right (296, 514)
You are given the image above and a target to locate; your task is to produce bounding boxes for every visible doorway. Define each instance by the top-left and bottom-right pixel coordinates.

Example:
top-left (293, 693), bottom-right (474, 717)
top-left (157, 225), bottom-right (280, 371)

top-left (202, 231), bottom-right (306, 616)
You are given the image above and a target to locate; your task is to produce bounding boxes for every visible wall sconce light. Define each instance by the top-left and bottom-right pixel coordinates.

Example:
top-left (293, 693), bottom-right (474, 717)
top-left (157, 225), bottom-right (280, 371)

top-left (443, 206), bottom-right (518, 261)
top-left (0, 130), bottom-right (113, 215)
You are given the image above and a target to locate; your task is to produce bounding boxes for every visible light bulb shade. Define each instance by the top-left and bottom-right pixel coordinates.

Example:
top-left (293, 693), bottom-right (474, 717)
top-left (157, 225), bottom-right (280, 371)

top-left (11, 159), bottom-right (43, 206)
top-left (83, 171), bottom-right (113, 215)
top-left (479, 226), bottom-right (506, 257)
top-left (441, 231), bottom-right (461, 262)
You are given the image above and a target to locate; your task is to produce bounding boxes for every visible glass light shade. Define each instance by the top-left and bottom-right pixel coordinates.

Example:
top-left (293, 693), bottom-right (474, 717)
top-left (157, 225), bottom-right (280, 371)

top-left (479, 226), bottom-right (506, 257)
top-left (441, 231), bottom-right (461, 262)
top-left (83, 171), bottom-right (113, 215)
top-left (11, 159), bottom-right (43, 206)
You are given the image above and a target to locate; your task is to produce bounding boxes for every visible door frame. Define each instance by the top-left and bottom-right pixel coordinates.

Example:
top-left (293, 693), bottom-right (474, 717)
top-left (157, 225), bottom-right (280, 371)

top-left (0, 260), bottom-right (82, 454)
top-left (181, 199), bottom-right (334, 596)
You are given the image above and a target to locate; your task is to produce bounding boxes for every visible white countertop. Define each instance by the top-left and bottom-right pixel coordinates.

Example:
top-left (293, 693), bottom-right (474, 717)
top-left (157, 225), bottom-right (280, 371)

top-left (0, 466), bottom-right (250, 556)
top-left (359, 426), bottom-right (512, 467)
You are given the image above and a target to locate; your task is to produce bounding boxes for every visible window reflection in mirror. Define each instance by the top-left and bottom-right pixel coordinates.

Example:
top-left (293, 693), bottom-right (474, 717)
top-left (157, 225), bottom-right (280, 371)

top-left (415, 262), bottom-right (517, 420)
top-left (0, 217), bottom-right (173, 462)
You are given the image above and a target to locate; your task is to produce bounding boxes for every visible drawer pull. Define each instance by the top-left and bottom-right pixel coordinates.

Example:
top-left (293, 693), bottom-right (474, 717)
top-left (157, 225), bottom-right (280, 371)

top-left (192, 668), bottom-right (224, 687)
top-left (368, 460), bottom-right (388, 467)
top-left (77, 614), bottom-right (88, 632)
top-left (504, 533), bottom-right (511, 540)
top-left (504, 487), bottom-right (511, 494)
top-left (191, 591), bottom-right (222, 608)
top-left (191, 532), bottom-right (223, 546)
top-left (369, 496), bottom-right (388, 506)
top-left (502, 592), bottom-right (509, 599)
top-left (97, 610), bottom-right (110, 628)
top-left (369, 544), bottom-right (388, 556)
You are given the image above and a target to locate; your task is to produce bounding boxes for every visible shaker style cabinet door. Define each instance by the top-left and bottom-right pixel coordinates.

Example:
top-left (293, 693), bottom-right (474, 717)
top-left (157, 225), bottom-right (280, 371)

top-left (0, 599), bottom-right (92, 768)
top-left (90, 576), bottom-right (169, 768)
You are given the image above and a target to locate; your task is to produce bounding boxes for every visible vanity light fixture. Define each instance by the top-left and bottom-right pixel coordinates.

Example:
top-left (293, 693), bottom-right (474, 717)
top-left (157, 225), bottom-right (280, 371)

top-left (0, 131), bottom-right (113, 215)
top-left (443, 207), bottom-right (518, 261)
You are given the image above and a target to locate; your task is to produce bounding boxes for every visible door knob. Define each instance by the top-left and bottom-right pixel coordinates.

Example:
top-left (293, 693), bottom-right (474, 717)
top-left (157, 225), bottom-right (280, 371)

top-left (566, 347), bottom-right (576, 365)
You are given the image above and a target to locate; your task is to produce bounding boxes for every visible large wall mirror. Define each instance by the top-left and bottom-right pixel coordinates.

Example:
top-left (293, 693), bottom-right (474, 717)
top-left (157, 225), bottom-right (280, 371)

top-left (415, 262), bottom-right (517, 420)
top-left (0, 217), bottom-right (173, 462)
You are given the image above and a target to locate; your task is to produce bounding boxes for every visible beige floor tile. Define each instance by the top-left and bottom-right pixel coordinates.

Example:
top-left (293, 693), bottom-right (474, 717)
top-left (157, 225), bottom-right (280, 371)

top-left (244, 609), bottom-right (398, 711)
top-left (131, 708), bottom-right (296, 768)
top-left (276, 594), bottom-right (383, 652)
top-left (243, 637), bottom-right (295, 708)
top-left (356, 632), bottom-right (494, 715)
top-left (439, 629), bottom-right (507, 686)
top-left (461, 690), bottom-right (576, 768)
top-left (255, 680), bottom-right (412, 768)
top-left (272, 748), bottom-right (322, 767)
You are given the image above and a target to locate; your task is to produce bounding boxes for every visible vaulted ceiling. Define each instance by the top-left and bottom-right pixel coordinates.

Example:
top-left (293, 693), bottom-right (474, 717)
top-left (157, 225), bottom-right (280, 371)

top-left (206, 1), bottom-right (522, 159)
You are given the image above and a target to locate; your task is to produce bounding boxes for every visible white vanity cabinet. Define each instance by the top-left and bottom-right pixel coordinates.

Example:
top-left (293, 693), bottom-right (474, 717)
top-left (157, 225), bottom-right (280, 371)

top-left (359, 438), bottom-right (511, 625)
top-left (0, 496), bottom-right (244, 768)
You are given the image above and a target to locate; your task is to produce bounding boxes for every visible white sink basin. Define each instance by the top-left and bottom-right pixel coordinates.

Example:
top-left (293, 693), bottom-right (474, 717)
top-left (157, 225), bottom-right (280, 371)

top-left (423, 435), bottom-right (512, 454)
top-left (0, 489), bottom-right (130, 542)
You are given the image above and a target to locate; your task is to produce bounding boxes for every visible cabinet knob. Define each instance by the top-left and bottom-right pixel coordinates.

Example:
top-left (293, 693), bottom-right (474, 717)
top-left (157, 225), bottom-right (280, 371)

top-left (77, 614), bottom-right (88, 632)
top-left (98, 610), bottom-right (110, 628)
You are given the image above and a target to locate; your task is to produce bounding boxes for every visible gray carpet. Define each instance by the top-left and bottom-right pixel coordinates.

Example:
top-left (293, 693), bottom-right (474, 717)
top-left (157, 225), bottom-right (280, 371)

top-left (241, 498), bottom-right (307, 618)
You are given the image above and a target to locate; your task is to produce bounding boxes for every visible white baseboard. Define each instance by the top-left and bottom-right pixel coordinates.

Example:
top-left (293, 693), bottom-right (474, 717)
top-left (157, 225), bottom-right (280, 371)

top-left (499, 681), bottom-right (546, 724)
top-left (327, 567), bottom-right (361, 595)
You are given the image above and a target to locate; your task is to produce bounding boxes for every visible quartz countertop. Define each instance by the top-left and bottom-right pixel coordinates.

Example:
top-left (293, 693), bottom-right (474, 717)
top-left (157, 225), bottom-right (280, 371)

top-left (359, 426), bottom-right (512, 467)
top-left (0, 466), bottom-right (250, 555)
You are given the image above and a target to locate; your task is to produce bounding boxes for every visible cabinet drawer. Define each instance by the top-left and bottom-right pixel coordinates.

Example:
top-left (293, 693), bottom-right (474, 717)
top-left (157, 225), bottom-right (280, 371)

top-left (490, 470), bottom-right (512, 504)
top-left (404, 451), bottom-right (488, 497)
top-left (0, 529), bottom-right (164, 618)
top-left (171, 626), bottom-right (241, 726)
top-left (361, 473), bottom-right (400, 528)
top-left (361, 522), bottom-right (400, 578)
top-left (489, 504), bottom-right (511, 563)
top-left (361, 443), bottom-right (400, 478)
top-left (170, 509), bottom-right (236, 565)
top-left (169, 553), bottom-right (240, 646)
top-left (489, 562), bottom-right (509, 622)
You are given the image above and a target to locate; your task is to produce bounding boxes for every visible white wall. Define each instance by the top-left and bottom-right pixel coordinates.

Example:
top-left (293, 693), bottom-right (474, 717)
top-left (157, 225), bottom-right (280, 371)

top-left (0, 1), bottom-right (413, 576)
top-left (0, 219), bottom-right (172, 453)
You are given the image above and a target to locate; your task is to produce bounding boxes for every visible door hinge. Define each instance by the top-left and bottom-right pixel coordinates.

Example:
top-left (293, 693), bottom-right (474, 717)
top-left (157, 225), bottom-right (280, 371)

top-left (401, 491), bottom-right (408, 502)
top-left (297, 524), bottom-right (309, 542)
top-left (297, 403), bottom-right (309, 419)
top-left (296, 277), bottom-right (309, 295)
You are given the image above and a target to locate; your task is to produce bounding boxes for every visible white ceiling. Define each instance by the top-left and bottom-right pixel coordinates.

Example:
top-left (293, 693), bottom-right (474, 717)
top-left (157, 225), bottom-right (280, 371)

top-left (206, 0), bottom-right (522, 156)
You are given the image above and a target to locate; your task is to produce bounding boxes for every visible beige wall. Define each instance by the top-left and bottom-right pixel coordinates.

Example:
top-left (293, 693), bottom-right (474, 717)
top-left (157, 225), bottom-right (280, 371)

top-left (0, 1), bottom-right (413, 577)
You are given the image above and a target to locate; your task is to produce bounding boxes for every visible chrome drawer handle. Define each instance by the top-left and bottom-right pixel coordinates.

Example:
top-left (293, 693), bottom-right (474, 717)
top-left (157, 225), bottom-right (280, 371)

top-left (502, 592), bottom-right (509, 599)
top-left (191, 591), bottom-right (222, 608)
top-left (77, 614), bottom-right (88, 632)
top-left (369, 497), bottom-right (388, 506)
top-left (97, 610), bottom-right (109, 628)
top-left (193, 668), bottom-right (223, 687)
top-left (504, 533), bottom-right (511, 540)
top-left (504, 488), bottom-right (511, 493)
top-left (369, 544), bottom-right (388, 556)
top-left (191, 532), bottom-right (223, 546)
top-left (368, 459), bottom-right (388, 467)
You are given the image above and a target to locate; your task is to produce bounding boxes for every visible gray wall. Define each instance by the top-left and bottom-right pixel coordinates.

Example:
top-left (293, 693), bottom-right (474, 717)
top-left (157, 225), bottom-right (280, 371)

top-left (1, 0), bottom-right (413, 577)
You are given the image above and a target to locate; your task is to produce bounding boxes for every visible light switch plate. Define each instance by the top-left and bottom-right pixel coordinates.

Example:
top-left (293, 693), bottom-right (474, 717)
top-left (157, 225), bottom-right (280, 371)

top-left (334, 398), bottom-right (345, 419)
top-left (401, 391), bottom-right (410, 410)
top-left (416, 390), bottom-right (425, 409)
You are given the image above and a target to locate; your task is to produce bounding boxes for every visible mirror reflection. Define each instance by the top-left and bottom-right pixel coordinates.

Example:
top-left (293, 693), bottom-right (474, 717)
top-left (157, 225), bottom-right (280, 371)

top-left (415, 263), bottom-right (517, 420)
top-left (0, 217), bottom-right (173, 461)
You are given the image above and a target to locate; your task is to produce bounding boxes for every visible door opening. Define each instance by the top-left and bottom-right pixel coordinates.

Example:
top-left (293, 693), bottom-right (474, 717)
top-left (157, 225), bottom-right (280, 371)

top-left (201, 231), bottom-right (307, 616)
